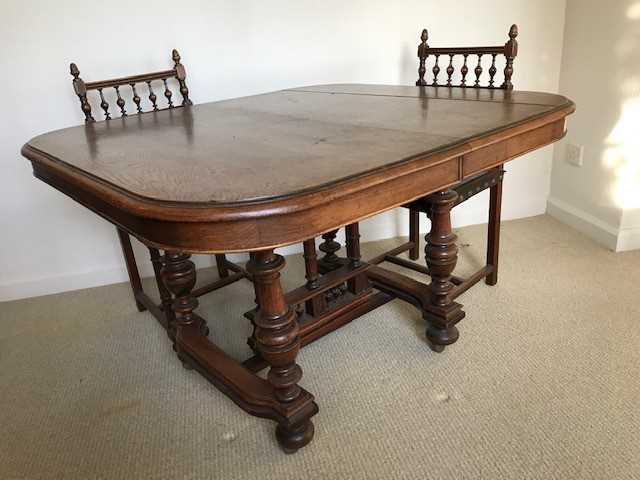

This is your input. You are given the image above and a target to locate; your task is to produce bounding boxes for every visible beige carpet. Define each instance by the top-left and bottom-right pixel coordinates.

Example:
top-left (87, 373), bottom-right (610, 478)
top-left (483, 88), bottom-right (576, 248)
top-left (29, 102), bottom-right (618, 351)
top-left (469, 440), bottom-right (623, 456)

top-left (1, 215), bottom-right (639, 480)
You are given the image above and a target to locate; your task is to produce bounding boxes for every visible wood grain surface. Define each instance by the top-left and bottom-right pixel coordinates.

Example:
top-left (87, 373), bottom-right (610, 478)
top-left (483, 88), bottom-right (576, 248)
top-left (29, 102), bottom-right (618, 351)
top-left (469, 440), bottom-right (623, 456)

top-left (25, 84), bottom-right (572, 205)
top-left (22, 84), bottom-right (574, 252)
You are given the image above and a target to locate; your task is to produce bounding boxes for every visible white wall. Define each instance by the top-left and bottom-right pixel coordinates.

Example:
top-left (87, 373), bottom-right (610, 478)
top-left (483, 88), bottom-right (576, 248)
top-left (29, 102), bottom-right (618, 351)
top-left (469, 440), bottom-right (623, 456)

top-left (548, 0), bottom-right (640, 251)
top-left (0, 0), bottom-right (567, 301)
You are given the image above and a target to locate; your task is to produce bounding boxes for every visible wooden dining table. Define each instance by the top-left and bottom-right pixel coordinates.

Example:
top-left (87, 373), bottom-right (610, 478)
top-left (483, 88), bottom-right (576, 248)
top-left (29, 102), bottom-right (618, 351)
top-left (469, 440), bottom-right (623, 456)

top-left (22, 84), bottom-right (574, 453)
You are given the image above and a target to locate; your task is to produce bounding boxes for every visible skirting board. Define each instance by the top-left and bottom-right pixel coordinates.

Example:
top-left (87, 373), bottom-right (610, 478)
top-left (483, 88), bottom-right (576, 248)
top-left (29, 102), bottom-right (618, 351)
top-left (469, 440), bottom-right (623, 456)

top-left (546, 197), bottom-right (640, 252)
top-left (618, 226), bottom-right (640, 252)
top-left (0, 254), bottom-right (229, 303)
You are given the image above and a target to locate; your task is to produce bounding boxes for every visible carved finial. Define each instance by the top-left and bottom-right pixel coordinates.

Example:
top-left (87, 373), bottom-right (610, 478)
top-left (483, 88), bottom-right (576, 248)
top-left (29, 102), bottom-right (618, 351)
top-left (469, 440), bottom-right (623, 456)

top-left (70, 63), bottom-right (80, 79)
top-left (509, 24), bottom-right (518, 39)
top-left (502, 24), bottom-right (519, 90)
top-left (416, 28), bottom-right (430, 86)
top-left (69, 62), bottom-right (94, 122)
top-left (172, 48), bottom-right (192, 106)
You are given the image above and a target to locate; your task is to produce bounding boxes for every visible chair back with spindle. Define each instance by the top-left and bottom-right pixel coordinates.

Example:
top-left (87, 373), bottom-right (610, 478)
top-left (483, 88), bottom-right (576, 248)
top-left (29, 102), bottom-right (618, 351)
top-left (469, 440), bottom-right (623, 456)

top-left (70, 49), bottom-right (192, 123)
top-left (416, 25), bottom-right (518, 89)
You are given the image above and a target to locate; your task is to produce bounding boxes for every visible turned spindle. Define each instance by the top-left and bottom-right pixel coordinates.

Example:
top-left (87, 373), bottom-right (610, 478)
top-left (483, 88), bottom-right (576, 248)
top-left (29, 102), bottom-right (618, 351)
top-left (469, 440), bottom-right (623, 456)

top-left (474, 54), bottom-right (483, 87)
top-left (147, 81), bottom-right (158, 111)
top-left (303, 239), bottom-right (327, 316)
top-left (345, 223), bottom-right (361, 268)
top-left (303, 239), bottom-right (320, 289)
top-left (432, 54), bottom-right (441, 86)
top-left (131, 83), bottom-right (143, 113)
top-left (460, 54), bottom-right (469, 86)
top-left (345, 223), bottom-right (369, 295)
top-left (446, 54), bottom-right (455, 86)
top-left (114, 86), bottom-right (126, 116)
top-left (97, 88), bottom-right (111, 120)
top-left (318, 230), bottom-right (342, 271)
top-left (163, 79), bottom-right (174, 108)
top-left (488, 54), bottom-right (498, 88)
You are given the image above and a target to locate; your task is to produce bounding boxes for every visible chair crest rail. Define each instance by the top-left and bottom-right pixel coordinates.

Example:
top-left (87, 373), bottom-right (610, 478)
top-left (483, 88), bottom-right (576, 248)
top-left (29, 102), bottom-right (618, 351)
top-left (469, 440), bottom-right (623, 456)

top-left (70, 49), bottom-right (192, 123)
top-left (416, 24), bottom-right (518, 89)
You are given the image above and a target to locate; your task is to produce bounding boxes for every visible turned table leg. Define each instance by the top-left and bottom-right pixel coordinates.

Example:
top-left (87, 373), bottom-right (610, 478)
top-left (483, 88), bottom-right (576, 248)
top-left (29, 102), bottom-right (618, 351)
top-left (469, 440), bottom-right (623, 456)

top-left (149, 248), bottom-right (175, 333)
top-left (215, 254), bottom-right (229, 279)
top-left (116, 228), bottom-right (146, 312)
top-left (246, 252), bottom-right (260, 353)
top-left (247, 250), bottom-right (315, 453)
top-left (424, 190), bottom-right (465, 353)
top-left (486, 176), bottom-right (503, 286)
top-left (161, 251), bottom-right (207, 368)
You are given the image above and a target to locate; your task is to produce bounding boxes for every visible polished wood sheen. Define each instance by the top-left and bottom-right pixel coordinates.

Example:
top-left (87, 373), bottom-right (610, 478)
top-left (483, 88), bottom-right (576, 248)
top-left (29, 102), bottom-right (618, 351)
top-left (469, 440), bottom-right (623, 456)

top-left (70, 49), bottom-right (191, 123)
top-left (23, 83), bottom-right (574, 453)
top-left (24, 84), bottom-right (573, 252)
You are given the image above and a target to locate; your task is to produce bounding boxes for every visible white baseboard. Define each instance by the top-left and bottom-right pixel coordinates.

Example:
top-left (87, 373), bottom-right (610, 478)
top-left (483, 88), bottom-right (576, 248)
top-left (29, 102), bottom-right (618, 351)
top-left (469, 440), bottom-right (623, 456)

top-left (0, 255), bottom-right (217, 303)
top-left (617, 225), bottom-right (640, 252)
top-left (546, 196), bottom-right (626, 251)
top-left (0, 266), bottom-right (135, 303)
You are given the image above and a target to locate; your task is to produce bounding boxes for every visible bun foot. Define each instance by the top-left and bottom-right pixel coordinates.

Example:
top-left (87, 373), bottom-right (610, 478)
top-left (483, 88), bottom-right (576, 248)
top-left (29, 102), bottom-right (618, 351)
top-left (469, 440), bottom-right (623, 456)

top-left (276, 419), bottom-right (314, 454)
top-left (135, 300), bottom-right (147, 312)
top-left (177, 351), bottom-right (193, 370)
top-left (426, 324), bottom-right (459, 353)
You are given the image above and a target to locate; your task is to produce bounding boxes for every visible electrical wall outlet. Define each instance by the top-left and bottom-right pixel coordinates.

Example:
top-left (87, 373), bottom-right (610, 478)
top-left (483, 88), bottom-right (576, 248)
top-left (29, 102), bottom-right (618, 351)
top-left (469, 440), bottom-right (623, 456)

top-left (565, 143), bottom-right (584, 167)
